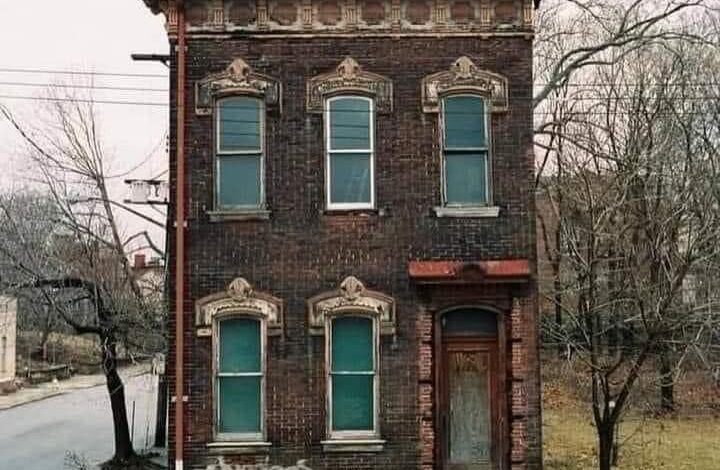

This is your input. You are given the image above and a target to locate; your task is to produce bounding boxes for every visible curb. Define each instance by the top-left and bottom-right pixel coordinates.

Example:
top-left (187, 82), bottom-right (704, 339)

top-left (0, 364), bottom-right (153, 411)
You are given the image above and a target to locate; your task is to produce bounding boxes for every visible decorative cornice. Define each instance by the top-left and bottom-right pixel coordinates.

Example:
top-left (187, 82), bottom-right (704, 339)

top-left (421, 56), bottom-right (508, 113)
top-left (307, 276), bottom-right (396, 335)
top-left (195, 277), bottom-right (284, 336)
top-left (141, 1), bottom-right (534, 36)
top-left (195, 58), bottom-right (282, 115)
top-left (306, 57), bottom-right (393, 113)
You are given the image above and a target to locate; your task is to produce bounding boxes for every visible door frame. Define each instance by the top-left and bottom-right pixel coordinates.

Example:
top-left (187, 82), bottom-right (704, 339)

top-left (434, 306), bottom-right (508, 470)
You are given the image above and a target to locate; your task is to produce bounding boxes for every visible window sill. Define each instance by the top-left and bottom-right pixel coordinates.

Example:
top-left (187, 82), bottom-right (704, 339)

top-left (207, 441), bottom-right (272, 455)
top-left (322, 207), bottom-right (388, 217)
top-left (433, 206), bottom-right (500, 218)
top-left (208, 210), bottom-right (271, 222)
top-left (321, 439), bottom-right (386, 453)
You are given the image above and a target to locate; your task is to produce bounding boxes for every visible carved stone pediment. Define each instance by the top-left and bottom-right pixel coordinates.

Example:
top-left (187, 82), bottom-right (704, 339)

top-left (307, 276), bottom-right (396, 335)
top-left (195, 58), bottom-right (282, 115)
top-left (421, 56), bottom-right (508, 113)
top-left (307, 57), bottom-right (393, 113)
top-left (195, 278), bottom-right (283, 336)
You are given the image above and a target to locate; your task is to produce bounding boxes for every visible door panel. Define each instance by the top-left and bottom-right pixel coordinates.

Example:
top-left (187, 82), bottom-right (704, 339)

top-left (449, 351), bottom-right (492, 466)
top-left (442, 341), bottom-right (497, 470)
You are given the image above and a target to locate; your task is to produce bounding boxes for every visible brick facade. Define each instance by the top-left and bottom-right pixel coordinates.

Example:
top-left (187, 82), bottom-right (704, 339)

top-left (147, 1), bottom-right (542, 468)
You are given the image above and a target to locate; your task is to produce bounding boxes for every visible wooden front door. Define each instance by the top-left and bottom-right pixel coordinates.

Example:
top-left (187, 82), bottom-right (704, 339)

top-left (441, 339), bottom-right (498, 470)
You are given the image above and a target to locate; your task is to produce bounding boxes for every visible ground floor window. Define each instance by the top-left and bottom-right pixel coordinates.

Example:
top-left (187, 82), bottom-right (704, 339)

top-left (216, 317), bottom-right (264, 439)
top-left (328, 315), bottom-right (378, 436)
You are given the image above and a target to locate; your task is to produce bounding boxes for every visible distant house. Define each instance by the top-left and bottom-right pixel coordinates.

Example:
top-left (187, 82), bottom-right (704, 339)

top-left (131, 253), bottom-right (165, 300)
top-left (141, 0), bottom-right (543, 468)
top-left (0, 296), bottom-right (17, 385)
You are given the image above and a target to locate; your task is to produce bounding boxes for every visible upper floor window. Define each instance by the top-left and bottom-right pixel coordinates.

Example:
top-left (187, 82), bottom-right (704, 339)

top-left (325, 96), bottom-right (375, 210)
top-left (216, 96), bottom-right (264, 210)
top-left (216, 316), bottom-right (264, 440)
top-left (442, 95), bottom-right (490, 206)
top-left (328, 315), bottom-right (378, 437)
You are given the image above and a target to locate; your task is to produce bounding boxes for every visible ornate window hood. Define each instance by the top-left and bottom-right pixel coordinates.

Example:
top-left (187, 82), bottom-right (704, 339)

top-left (307, 58), bottom-right (393, 114)
top-left (307, 276), bottom-right (396, 335)
top-left (195, 58), bottom-right (281, 115)
top-left (421, 56), bottom-right (509, 113)
top-left (195, 278), bottom-right (284, 336)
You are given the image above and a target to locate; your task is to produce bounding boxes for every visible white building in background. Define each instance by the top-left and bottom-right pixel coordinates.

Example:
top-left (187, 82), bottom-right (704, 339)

top-left (0, 296), bottom-right (17, 385)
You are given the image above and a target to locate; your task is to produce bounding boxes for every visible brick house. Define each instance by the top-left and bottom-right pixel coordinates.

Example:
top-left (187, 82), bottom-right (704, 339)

top-left (141, 0), bottom-right (542, 468)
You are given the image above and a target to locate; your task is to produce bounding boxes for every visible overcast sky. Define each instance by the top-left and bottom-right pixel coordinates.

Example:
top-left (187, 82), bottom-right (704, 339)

top-left (0, 0), bottom-right (169, 257)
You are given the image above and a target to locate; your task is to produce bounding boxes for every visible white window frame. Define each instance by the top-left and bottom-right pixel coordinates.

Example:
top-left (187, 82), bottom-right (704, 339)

top-left (325, 95), bottom-right (376, 211)
top-left (440, 94), bottom-right (492, 207)
top-left (213, 314), bottom-right (267, 442)
top-left (215, 96), bottom-right (266, 210)
top-left (325, 312), bottom-right (380, 440)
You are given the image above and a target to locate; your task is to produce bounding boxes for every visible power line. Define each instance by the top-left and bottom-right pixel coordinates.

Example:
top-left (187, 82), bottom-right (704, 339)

top-left (0, 67), bottom-right (167, 79)
top-left (0, 95), bottom-right (168, 107)
top-left (1, 66), bottom-right (720, 87)
top-left (0, 81), bottom-right (168, 93)
top-left (1, 94), bottom-right (718, 116)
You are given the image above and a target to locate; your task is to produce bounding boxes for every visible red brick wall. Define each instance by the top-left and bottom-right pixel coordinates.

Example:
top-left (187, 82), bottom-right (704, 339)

top-left (166, 35), bottom-right (540, 469)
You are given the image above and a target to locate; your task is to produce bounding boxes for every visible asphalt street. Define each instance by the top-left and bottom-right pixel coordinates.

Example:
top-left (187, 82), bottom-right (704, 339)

top-left (0, 373), bottom-right (158, 469)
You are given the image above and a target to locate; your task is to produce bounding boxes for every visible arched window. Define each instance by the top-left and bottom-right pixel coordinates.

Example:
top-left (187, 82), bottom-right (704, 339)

top-left (441, 307), bottom-right (498, 337)
top-left (215, 96), bottom-right (264, 209)
top-left (441, 95), bottom-right (490, 206)
top-left (216, 316), bottom-right (264, 438)
top-left (328, 315), bottom-right (378, 435)
top-left (325, 96), bottom-right (375, 210)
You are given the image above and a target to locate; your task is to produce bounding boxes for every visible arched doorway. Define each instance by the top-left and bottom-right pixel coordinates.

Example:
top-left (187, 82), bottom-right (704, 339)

top-left (439, 308), bottom-right (501, 470)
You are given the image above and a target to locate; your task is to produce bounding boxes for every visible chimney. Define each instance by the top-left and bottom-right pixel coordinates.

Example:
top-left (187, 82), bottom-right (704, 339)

top-left (134, 253), bottom-right (147, 269)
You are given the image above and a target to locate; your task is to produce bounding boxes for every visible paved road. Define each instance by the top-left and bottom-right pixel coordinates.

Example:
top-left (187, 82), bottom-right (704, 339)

top-left (0, 374), bottom-right (158, 469)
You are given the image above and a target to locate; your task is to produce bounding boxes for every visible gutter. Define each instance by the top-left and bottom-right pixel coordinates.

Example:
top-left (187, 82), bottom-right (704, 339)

top-left (174, 1), bottom-right (186, 469)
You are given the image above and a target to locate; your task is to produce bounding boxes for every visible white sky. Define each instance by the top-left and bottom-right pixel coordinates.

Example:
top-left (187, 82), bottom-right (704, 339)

top-left (0, 0), bottom-right (169, 257)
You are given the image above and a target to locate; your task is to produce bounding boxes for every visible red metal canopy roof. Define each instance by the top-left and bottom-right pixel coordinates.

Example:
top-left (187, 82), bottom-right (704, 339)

top-left (408, 259), bottom-right (530, 283)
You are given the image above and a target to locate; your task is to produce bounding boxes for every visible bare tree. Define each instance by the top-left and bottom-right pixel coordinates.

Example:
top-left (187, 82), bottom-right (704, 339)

top-left (0, 93), bottom-right (165, 466)
top-left (533, 0), bottom-right (713, 108)
top-left (536, 23), bottom-right (720, 469)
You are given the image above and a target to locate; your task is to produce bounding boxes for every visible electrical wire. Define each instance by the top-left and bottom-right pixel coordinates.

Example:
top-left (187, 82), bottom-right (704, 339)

top-left (0, 81), bottom-right (168, 93)
top-left (0, 67), bottom-right (167, 79)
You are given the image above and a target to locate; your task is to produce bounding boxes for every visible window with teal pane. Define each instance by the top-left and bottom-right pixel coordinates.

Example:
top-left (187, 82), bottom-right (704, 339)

top-left (216, 318), bottom-right (263, 437)
top-left (326, 97), bottom-right (374, 209)
top-left (442, 95), bottom-right (489, 206)
top-left (329, 316), bottom-right (376, 434)
top-left (216, 97), bottom-right (264, 209)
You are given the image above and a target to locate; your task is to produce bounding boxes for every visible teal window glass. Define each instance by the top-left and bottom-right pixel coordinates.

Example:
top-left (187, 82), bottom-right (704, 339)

top-left (330, 316), bottom-right (375, 432)
top-left (218, 156), bottom-right (261, 207)
top-left (219, 97), bottom-right (261, 152)
top-left (216, 97), bottom-right (263, 208)
top-left (445, 153), bottom-right (487, 204)
top-left (329, 153), bottom-right (371, 204)
top-left (442, 96), bottom-right (489, 205)
top-left (217, 318), bottom-right (262, 435)
top-left (332, 375), bottom-right (374, 431)
top-left (218, 376), bottom-right (261, 433)
top-left (327, 97), bottom-right (373, 207)
top-left (329, 98), bottom-right (371, 150)
top-left (444, 96), bottom-right (486, 148)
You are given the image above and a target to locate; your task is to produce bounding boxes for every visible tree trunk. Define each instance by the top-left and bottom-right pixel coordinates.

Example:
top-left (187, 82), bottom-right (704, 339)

top-left (102, 335), bottom-right (135, 461)
top-left (598, 422), bottom-right (616, 470)
top-left (154, 373), bottom-right (168, 448)
top-left (659, 349), bottom-right (675, 413)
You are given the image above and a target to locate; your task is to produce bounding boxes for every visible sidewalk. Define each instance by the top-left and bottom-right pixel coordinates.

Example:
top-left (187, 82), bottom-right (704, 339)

top-left (0, 363), bottom-right (151, 410)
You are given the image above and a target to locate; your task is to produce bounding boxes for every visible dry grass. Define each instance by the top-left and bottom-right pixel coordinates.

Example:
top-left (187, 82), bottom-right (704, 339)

top-left (543, 374), bottom-right (720, 469)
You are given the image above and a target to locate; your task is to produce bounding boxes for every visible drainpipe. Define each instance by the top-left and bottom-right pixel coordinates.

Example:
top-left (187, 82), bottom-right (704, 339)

top-left (174, 1), bottom-right (186, 469)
